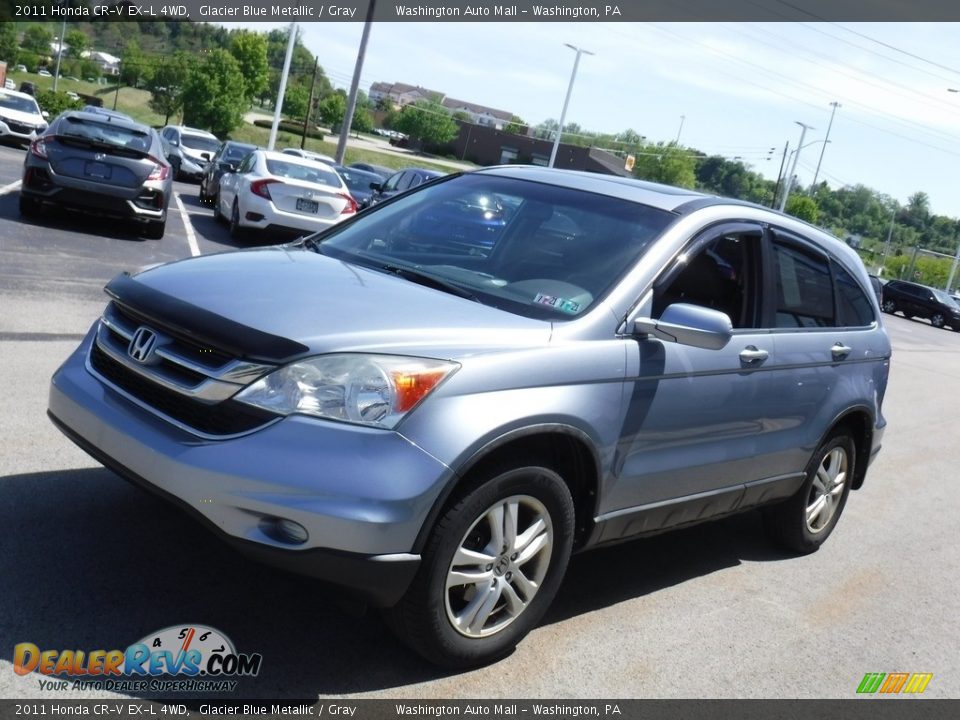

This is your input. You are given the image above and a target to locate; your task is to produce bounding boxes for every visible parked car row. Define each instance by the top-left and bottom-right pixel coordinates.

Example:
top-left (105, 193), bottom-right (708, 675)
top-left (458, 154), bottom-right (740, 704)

top-left (12, 102), bottom-right (453, 242)
top-left (880, 279), bottom-right (960, 330)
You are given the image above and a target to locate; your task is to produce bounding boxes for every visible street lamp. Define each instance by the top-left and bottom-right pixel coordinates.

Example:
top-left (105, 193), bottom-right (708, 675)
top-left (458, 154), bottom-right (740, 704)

top-left (810, 101), bottom-right (840, 190)
top-left (548, 43), bottom-right (594, 168)
top-left (777, 121), bottom-right (815, 212)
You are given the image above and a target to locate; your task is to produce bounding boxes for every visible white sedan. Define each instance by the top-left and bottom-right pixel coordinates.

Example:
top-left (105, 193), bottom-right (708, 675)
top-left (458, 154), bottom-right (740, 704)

top-left (215, 149), bottom-right (357, 240)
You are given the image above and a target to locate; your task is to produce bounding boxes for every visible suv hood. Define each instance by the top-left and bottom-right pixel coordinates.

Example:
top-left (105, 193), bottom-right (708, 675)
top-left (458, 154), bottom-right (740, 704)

top-left (115, 246), bottom-right (552, 360)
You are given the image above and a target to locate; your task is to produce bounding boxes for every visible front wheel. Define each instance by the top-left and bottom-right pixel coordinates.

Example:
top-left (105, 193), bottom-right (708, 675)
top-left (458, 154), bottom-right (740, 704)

top-left (931, 313), bottom-right (946, 328)
top-left (763, 432), bottom-right (855, 554)
top-left (384, 464), bottom-right (575, 668)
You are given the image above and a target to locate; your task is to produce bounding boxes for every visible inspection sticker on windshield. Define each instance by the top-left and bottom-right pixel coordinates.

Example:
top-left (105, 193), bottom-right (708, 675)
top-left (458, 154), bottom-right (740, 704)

top-left (534, 293), bottom-right (580, 314)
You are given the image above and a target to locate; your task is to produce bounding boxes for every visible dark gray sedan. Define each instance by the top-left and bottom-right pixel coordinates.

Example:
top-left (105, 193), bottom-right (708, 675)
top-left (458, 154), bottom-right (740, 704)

top-left (20, 110), bottom-right (172, 239)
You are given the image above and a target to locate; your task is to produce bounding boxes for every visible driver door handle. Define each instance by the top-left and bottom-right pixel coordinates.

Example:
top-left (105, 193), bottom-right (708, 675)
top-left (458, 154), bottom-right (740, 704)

top-left (832, 343), bottom-right (853, 359)
top-left (739, 346), bottom-right (769, 363)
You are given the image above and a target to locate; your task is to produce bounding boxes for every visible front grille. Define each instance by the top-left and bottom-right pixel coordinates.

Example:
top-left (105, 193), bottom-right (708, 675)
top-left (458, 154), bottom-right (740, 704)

top-left (90, 301), bottom-right (279, 436)
top-left (90, 343), bottom-right (278, 436)
top-left (5, 120), bottom-right (36, 135)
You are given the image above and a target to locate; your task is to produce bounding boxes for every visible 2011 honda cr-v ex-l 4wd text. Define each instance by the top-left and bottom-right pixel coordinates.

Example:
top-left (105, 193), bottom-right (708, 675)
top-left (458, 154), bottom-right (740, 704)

top-left (48, 167), bottom-right (890, 668)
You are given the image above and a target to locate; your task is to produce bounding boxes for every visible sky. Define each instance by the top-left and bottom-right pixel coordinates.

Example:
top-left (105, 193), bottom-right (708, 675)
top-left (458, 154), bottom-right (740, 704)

top-left (227, 21), bottom-right (960, 222)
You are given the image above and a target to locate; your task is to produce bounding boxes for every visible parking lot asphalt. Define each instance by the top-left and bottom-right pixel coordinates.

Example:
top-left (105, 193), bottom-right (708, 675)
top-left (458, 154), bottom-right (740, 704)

top-left (1, 141), bottom-right (958, 700)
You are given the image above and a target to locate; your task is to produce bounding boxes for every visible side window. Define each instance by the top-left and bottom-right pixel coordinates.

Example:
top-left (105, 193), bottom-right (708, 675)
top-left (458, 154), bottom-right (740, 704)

top-left (396, 172), bottom-right (416, 191)
top-left (833, 261), bottom-right (875, 327)
top-left (771, 238), bottom-right (834, 328)
top-left (383, 172), bottom-right (403, 192)
top-left (654, 231), bottom-right (762, 329)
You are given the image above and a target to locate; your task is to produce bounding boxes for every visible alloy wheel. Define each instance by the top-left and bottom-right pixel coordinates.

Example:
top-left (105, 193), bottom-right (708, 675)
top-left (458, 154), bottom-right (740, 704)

top-left (805, 446), bottom-right (848, 534)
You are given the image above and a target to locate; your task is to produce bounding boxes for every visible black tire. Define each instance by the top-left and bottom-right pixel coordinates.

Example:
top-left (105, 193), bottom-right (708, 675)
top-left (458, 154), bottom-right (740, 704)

top-left (384, 463), bottom-right (575, 668)
top-left (142, 219), bottom-right (165, 240)
top-left (931, 313), bottom-right (946, 329)
top-left (199, 179), bottom-right (208, 204)
top-left (881, 299), bottom-right (896, 314)
top-left (763, 432), bottom-right (855, 554)
top-left (170, 158), bottom-right (182, 181)
top-left (19, 193), bottom-right (40, 217)
top-left (229, 199), bottom-right (244, 240)
top-left (213, 191), bottom-right (224, 223)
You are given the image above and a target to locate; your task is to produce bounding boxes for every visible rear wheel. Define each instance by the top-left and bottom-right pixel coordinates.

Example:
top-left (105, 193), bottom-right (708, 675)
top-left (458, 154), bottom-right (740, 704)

top-left (142, 219), bottom-right (165, 240)
top-left (18, 193), bottom-right (40, 217)
top-left (213, 191), bottom-right (224, 223)
top-left (384, 463), bottom-right (575, 668)
top-left (229, 199), bottom-right (243, 239)
top-left (881, 299), bottom-right (896, 314)
top-left (763, 432), bottom-right (855, 554)
top-left (931, 312), bottom-right (946, 328)
top-left (170, 158), bottom-right (182, 181)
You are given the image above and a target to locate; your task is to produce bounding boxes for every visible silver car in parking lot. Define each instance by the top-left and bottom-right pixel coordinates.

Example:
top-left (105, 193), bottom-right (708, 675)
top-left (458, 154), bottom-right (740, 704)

top-left (48, 167), bottom-right (890, 667)
top-left (21, 110), bottom-right (172, 238)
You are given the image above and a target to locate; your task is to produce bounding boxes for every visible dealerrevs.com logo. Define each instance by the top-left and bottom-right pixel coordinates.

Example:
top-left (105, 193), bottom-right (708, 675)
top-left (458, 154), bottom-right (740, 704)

top-left (14, 625), bottom-right (262, 693)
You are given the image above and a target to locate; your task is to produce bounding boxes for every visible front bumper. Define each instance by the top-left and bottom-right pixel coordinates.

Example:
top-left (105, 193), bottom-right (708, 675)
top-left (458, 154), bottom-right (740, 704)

top-left (48, 330), bottom-right (455, 605)
top-left (0, 119), bottom-right (43, 144)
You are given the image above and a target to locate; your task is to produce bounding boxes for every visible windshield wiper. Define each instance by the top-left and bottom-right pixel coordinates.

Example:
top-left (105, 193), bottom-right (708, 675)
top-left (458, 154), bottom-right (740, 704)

top-left (381, 264), bottom-right (479, 302)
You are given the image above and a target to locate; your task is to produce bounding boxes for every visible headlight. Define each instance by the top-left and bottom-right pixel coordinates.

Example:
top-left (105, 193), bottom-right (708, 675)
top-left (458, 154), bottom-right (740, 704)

top-left (234, 354), bottom-right (459, 429)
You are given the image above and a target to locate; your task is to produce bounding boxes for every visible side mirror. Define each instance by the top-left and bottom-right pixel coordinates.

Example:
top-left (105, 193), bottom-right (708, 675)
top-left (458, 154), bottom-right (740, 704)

top-left (201, 152), bottom-right (211, 161)
top-left (633, 303), bottom-right (733, 351)
top-left (370, 182), bottom-right (382, 192)
top-left (169, 139), bottom-right (179, 147)
top-left (41, 111), bottom-right (49, 119)
top-left (225, 163), bottom-right (238, 173)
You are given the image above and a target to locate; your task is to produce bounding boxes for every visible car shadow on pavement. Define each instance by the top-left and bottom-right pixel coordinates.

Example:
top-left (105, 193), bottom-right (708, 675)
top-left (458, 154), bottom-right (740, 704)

top-left (3, 466), bottom-right (791, 697)
top-left (1, 191), bottom-right (158, 241)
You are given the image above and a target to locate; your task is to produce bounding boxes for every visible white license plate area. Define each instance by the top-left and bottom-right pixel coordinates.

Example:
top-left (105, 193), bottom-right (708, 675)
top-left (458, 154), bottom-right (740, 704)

top-left (296, 198), bottom-right (319, 214)
top-left (85, 161), bottom-right (112, 180)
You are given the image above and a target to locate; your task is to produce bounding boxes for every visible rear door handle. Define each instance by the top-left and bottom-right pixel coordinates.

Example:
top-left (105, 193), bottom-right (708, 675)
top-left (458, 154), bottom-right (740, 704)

top-left (832, 343), bottom-right (853, 360)
top-left (739, 346), bottom-right (769, 363)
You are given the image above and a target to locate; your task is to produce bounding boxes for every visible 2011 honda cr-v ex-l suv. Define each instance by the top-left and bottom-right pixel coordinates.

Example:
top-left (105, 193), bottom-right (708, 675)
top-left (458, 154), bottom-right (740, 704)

top-left (48, 167), bottom-right (890, 668)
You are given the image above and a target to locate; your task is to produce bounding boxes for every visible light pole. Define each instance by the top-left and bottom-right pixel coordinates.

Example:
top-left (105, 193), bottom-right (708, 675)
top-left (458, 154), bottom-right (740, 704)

top-left (53, 18), bottom-right (66, 93)
top-left (675, 115), bottom-right (686, 145)
top-left (879, 206), bottom-right (896, 275)
top-left (548, 43), bottom-right (594, 168)
top-left (810, 101), bottom-right (840, 190)
top-left (777, 121), bottom-right (815, 212)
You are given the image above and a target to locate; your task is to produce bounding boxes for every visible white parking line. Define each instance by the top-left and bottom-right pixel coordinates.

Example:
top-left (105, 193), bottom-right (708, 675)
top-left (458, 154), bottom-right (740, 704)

top-left (0, 180), bottom-right (22, 196)
top-left (173, 192), bottom-right (201, 257)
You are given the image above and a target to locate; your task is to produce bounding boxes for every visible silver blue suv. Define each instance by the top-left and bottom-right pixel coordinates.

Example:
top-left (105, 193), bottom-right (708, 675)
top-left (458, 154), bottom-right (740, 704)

top-left (48, 167), bottom-right (890, 667)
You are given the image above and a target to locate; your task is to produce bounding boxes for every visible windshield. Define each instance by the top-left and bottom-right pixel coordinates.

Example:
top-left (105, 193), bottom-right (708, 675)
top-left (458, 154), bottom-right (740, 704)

top-left (932, 289), bottom-right (959, 307)
top-left (181, 134), bottom-right (220, 153)
top-left (338, 169), bottom-right (381, 193)
top-left (309, 174), bottom-right (674, 321)
top-left (223, 143), bottom-right (256, 163)
top-left (0, 92), bottom-right (40, 114)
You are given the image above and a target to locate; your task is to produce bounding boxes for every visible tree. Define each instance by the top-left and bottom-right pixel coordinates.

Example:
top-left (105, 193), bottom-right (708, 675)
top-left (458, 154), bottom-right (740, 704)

top-left (632, 143), bottom-right (697, 188)
top-left (786, 195), bottom-right (820, 224)
top-left (120, 40), bottom-right (150, 87)
top-left (21, 26), bottom-right (53, 55)
top-left (182, 50), bottom-right (247, 137)
top-left (282, 83), bottom-right (311, 120)
top-left (34, 90), bottom-right (83, 117)
top-left (392, 99), bottom-right (459, 147)
top-left (504, 115), bottom-right (527, 135)
top-left (148, 52), bottom-right (191, 125)
top-left (0, 22), bottom-right (18, 64)
top-left (64, 30), bottom-right (88, 59)
top-left (230, 30), bottom-right (268, 105)
top-left (316, 91), bottom-right (345, 127)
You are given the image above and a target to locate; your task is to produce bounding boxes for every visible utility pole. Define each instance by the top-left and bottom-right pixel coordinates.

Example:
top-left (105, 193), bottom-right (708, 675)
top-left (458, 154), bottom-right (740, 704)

top-left (879, 206), bottom-right (896, 275)
top-left (300, 57), bottom-right (319, 150)
top-left (53, 18), bottom-right (66, 93)
top-left (675, 115), bottom-right (685, 145)
top-left (772, 141), bottom-right (789, 208)
top-left (336, 0), bottom-right (376, 165)
top-left (268, 22), bottom-right (298, 152)
top-left (946, 237), bottom-right (960, 292)
top-left (810, 101), bottom-right (840, 190)
top-left (778, 121), bottom-right (814, 212)
top-left (549, 44), bottom-right (594, 168)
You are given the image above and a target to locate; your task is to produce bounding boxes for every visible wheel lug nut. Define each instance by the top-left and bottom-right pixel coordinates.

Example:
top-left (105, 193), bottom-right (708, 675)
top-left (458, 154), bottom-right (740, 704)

top-left (505, 572), bottom-right (512, 581)
top-left (485, 564), bottom-right (493, 571)
top-left (510, 553), bottom-right (518, 560)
